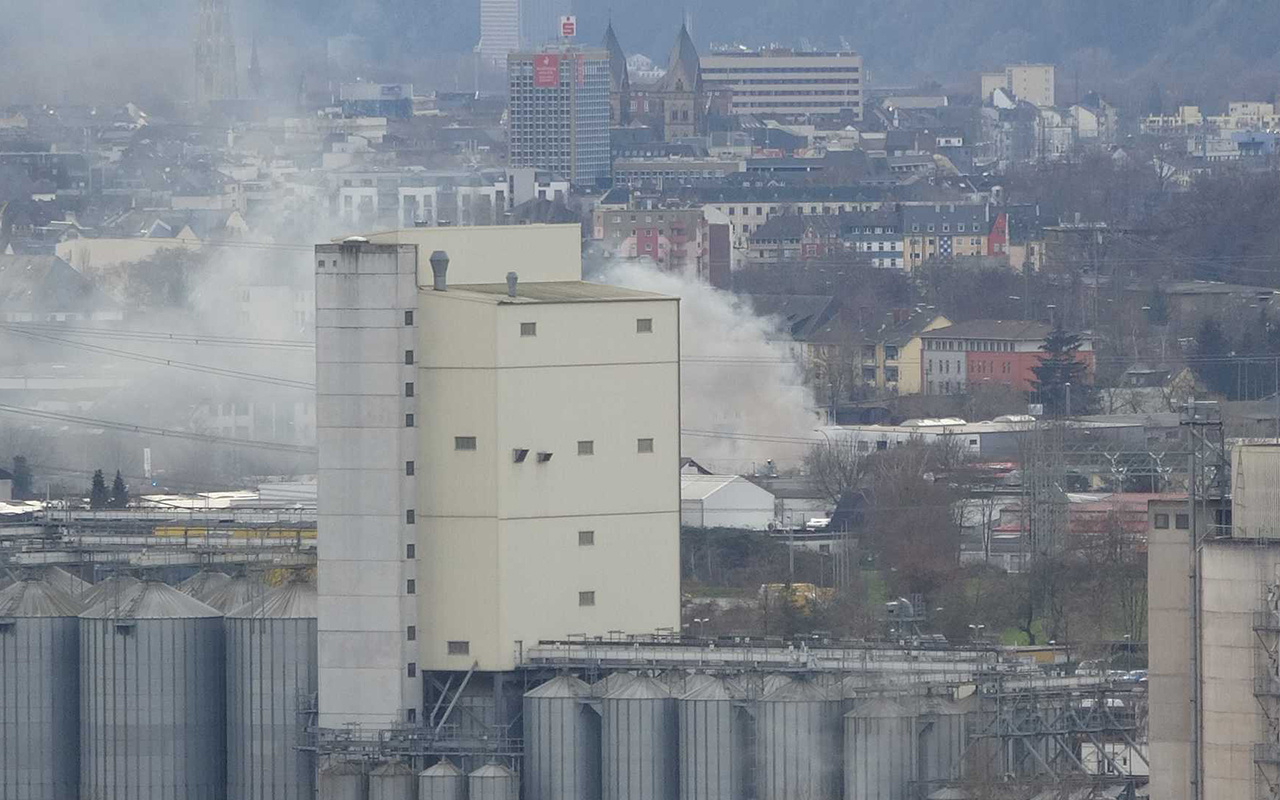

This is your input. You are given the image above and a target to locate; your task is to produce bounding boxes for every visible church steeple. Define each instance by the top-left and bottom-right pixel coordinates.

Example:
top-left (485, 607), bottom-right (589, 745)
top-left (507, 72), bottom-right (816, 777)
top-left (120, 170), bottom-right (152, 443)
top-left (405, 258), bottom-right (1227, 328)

top-left (603, 21), bottom-right (631, 125)
top-left (248, 38), bottom-right (263, 98)
top-left (658, 22), bottom-right (701, 95)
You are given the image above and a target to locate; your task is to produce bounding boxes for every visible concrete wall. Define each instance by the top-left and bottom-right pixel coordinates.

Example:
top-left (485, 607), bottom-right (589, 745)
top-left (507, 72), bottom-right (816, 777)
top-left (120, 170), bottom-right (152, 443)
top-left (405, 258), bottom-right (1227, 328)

top-left (315, 241), bottom-right (422, 728)
top-left (1147, 499), bottom-right (1194, 800)
top-left (365, 224), bottom-right (581, 284)
top-left (415, 288), bottom-right (680, 671)
top-left (1233, 444), bottom-right (1280, 539)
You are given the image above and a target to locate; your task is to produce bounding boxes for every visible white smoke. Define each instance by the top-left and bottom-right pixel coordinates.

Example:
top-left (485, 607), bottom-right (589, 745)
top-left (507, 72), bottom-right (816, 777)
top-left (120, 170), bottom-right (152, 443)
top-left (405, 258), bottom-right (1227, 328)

top-left (601, 261), bottom-right (819, 474)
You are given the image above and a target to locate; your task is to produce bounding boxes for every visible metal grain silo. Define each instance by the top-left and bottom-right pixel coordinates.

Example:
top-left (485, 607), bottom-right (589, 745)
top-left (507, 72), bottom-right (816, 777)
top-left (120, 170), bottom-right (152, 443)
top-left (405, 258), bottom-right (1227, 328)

top-left (320, 760), bottom-right (369, 800)
top-left (523, 675), bottom-right (600, 800)
top-left (0, 579), bottom-right (83, 800)
top-left (44, 565), bottom-right (92, 598)
top-left (179, 570), bottom-right (232, 604)
top-left (78, 574), bottom-right (141, 609)
top-left (590, 671), bottom-right (636, 698)
top-left (679, 676), bottom-right (748, 800)
top-left (80, 580), bottom-right (226, 800)
top-left (602, 675), bottom-right (678, 800)
top-left (205, 575), bottom-right (266, 612)
top-left (226, 581), bottom-right (318, 800)
top-left (370, 761), bottom-right (418, 800)
top-left (917, 696), bottom-right (967, 784)
top-left (844, 698), bottom-right (915, 800)
top-left (468, 763), bottom-right (518, 800)
top-left (756, 678), bottom-right (843, 800)
top-left (418, 760), bottom-right (466, 800)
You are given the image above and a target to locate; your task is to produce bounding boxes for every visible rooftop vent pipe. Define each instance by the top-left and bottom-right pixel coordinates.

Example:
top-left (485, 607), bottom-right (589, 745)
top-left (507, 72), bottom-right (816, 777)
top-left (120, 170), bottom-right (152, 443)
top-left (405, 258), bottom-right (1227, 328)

top-left (506, 272), bottom-right (518, 298)
top-left (430, 250), bottom-right (449, 291)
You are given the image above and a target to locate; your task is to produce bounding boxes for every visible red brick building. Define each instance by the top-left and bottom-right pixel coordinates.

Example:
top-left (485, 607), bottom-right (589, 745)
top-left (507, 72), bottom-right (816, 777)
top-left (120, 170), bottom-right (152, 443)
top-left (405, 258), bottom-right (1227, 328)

top-left (920, 319), bottom-right (1094, 395)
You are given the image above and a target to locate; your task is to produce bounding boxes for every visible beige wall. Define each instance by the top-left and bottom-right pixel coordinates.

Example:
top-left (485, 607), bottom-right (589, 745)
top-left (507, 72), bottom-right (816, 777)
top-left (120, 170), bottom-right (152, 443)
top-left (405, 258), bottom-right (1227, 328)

top-left (1148, 500), bottom-right (1194, 800)
top-left (364, 223), bottom-right (583, 285)
top-left (416, 290), bottom-right (681, 670)
top-left (56, 237), bottom-right (200, 272)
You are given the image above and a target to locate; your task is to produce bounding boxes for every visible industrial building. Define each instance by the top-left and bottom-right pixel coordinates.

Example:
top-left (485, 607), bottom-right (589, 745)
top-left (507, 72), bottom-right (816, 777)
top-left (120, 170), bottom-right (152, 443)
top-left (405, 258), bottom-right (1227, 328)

top-left (507, 46), bottom-right (612, 188)
top-left (1148, 440), bottom-right (1280, 800)
top-left (700, 49), bottom-right (865, 120)
top-left (314, 223), bottom-right (680, 726)
top-left (680, 473), bottom-right (776, 529)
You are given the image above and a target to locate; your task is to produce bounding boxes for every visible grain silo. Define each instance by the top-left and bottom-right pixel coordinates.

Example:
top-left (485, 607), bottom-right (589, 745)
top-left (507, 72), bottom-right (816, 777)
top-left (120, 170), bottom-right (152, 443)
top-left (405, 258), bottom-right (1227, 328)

top-left (917, 696), bottom-right (967, 784)
top-left (370, 760), bottom-right (418, 800)
top-left (226, 580), bottom-right (318, 800)
top-left (523, 675), bottom-right (600, 800)
top-left (755, 677), bottom-right (843, 800)
top-left (602, 675), bottom-right (678, 800)
top-left (178, 570), bottom-right (232, 604)
top-left (44, 565), bottom-right (92, 599)
top-left (418, 760), bottom-right (466, 800)
top-left (204, 574), bottom-right (266, 612)
top-left (320, 760), bottom-right (369, 800)
top-left (0, 578), bottom-right (83, 800)
top-left (678, 676), bottom-right (749, 800)
top-left (79, 580), bottom-right (226, 800)
top-left (78, 574), bottom-right (141, 609)
top-left (844, 698), bottom-right (915, 800)
top-left (467, 763), bottom-right (518, 800)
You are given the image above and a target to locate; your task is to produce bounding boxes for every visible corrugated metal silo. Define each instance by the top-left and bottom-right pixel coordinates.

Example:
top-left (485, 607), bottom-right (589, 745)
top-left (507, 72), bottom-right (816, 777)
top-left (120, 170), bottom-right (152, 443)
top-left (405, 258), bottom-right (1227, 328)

top-left (79, 580), bottom-right (226, 800)
top-left (523, 675), bottom-right (600, 800)
top-left (320, 760), bottom-right (369, 800)
top-left (204, 575), bottom-right (266, 612)
top-left (78, 574), bottom-right (141, 609)
top-left (590, 671), bottom-right (636, 697)
top-left (44, 565), bottom-right (92, 598)
top-left (917, 696), bottom-right (966, 784)
top-left (418, 760), bottom-right (466, 800)
top-left (370, 760), bottom-right (418, 800)
top-left (602, 675), bottom-right (678, 800)
top-left (0, 579), bottom-right (83, 800)
top-left (844, 698), bottom-right (915, 800)
top-left (226, 581), bottom-right (318, 800)
top-left (679, 676), bottom-right (747, 800)
top-left (468, 763), bottom-right (518, 800)
top-left (756, 678), bottom-right (843, 800)
top-left (178, 570), bottom-right (232, 604)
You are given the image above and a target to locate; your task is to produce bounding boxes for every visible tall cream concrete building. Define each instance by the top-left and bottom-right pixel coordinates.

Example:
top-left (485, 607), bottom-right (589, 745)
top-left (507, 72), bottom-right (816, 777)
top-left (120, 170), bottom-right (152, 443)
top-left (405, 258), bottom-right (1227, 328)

top-left (314, 224), bottom-right (681, 727)
top-left (700, 49), bottom-right (864, 120)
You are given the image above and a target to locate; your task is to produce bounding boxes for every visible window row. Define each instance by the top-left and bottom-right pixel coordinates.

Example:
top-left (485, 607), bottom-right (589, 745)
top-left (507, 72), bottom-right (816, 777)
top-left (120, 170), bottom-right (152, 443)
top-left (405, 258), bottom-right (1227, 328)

top-left (520, 318), bottom-right (654, 336)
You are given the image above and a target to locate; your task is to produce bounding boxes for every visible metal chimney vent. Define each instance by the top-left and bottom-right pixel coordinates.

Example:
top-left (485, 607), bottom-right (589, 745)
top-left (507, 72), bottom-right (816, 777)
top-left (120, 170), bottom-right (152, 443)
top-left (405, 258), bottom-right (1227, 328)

top-left (506, 271), bottom-right (518, 298)
top-left (429, 250), bottom-right (449, 291)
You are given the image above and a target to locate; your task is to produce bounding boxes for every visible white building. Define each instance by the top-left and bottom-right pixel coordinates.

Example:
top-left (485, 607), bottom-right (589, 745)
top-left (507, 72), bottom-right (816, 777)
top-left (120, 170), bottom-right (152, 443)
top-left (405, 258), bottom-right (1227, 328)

top-left (701, 49), bottom-right (864, 120)
top-left (479, 0), bottom-right (521, 64)
top-left (680, 474), bottom-right (776, 529)
top-left (315, 224), bottom-right (680, 727)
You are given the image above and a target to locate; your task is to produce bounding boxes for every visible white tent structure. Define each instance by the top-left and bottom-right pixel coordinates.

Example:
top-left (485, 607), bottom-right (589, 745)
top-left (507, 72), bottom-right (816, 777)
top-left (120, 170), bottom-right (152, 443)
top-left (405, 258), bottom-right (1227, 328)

top-left (680, 474), bottom-right (776, 530)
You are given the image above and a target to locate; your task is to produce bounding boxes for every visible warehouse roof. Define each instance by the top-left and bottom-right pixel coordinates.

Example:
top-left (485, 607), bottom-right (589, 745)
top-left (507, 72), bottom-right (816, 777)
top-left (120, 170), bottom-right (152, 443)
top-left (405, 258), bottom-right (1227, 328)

top-left (449, 281), bottom-right (670, 303)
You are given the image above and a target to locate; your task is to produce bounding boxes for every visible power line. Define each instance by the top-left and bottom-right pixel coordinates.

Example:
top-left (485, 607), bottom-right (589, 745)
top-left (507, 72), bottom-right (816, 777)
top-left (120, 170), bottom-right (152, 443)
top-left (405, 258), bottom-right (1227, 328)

top-left (0, 404), bottom-right (317, 455)
top-left (0, 327), bottom-right (314, 390)
top-left (0, 322), bottom-right (314, 350)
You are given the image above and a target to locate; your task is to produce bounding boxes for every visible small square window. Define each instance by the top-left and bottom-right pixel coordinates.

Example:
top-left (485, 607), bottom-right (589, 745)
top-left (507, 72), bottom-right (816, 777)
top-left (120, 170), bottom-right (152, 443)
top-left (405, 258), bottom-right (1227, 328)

top-left (455, 436), bottom-right (477, 451)
top-left (579, 530), bottom-right (595, 546)
top-left (405, 350), bottom-right (414, 365)
top-left (406, 510), bottom-right (415, 524)
top-left (406, 579), bottom-right (416, 594)
top-left (521, 322), bottom-right (537, 337)
top-left (407, 663), bottom-right (417, 678)
top-left (407, 626), bottom-right (416, 641)
top-left (406, 461), bottom-right (415, 476)
top-left (406, 543), bottom-right (416, 559)
top-left (406, 413), bottom-right (415, 427)
top-left (405, 382), bottom-right (414, 398)
top-left (405, 310), bottom-right (414, 326)
top-left (578, 440), bottom-right (594, 456)
top-left (406, 708), bottom-right (416, 723)
top-left (1176, 513), bottom-right (1190, 530)
top-left (1154, 513), bottom-right (1170, 529)
top-left (636, 318), bottom-right (653, 333)
top-left (579, 591), bottom-right (596, 607)
top-left (447, 640), bottom-right (470, 655)
top-left (637, 438), bottom-right (654, 453)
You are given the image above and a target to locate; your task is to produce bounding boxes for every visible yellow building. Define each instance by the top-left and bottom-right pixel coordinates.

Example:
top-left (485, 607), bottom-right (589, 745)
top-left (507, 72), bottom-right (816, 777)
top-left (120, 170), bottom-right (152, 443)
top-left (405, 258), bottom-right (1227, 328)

top-left (902, 204), bottom-right (991, 270)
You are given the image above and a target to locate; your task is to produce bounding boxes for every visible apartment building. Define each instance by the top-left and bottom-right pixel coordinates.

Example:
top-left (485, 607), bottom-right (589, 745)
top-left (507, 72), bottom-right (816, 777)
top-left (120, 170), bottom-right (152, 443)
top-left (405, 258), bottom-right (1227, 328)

top-left (314, 224), bottom-right (680, 727)
top-left (701, 49), bottom-right (864, 120)
top-left (919, 319), bottom-right (1094, 396)
top-left (902, 204), bottom-right (992, 268)
top-left (981, 64), bottom-right (1056, 108)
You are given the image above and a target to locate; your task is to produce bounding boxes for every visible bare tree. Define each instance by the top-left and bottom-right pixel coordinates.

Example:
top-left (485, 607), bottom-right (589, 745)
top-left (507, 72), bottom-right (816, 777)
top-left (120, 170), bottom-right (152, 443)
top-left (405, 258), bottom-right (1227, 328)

top-left (803, 436), bottom-right (867, 506)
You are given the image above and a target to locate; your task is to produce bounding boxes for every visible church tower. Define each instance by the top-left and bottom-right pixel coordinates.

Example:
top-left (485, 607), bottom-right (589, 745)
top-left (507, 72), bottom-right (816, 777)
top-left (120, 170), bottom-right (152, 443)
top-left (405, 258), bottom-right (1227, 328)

top-left (195, 0), bottom-right (238, 106)
top-left (655, 24), bottom-right (702, 140)
top-left (603, 22), bottom-right (631, 126)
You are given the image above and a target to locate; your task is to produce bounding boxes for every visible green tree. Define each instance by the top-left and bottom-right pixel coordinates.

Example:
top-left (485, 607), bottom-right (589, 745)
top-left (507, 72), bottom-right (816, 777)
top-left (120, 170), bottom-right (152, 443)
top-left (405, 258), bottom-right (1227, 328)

top-left (89, 470), bottom-right (108, 510)
top-left (1029, 326), bottom-right (1094, 416)
top-left (10, 456), bottom-right (32, 500)
top-left (109, 470), bottom-right (129, 509)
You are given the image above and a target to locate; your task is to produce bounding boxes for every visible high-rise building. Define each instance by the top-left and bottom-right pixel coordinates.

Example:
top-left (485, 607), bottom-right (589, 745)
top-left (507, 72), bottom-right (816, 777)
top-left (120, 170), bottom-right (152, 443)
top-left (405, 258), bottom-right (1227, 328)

top-left (479, 0), bottom-right (521, 65)
top-left (507, 46), bottom-right (611, 188)
top-left (315, 224), bottom-right (680, 727)
top-left (700, 48), bottom-right (864, 120)
top-left (1003, 63), bottom-right (1056, 107)
top-left (194, 0), bottom-right (238, 105)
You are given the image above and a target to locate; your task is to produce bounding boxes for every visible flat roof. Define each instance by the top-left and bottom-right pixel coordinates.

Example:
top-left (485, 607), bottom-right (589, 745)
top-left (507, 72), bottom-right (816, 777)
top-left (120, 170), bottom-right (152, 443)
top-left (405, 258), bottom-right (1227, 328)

top-left (446, 281), bottom-right (671, 303)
